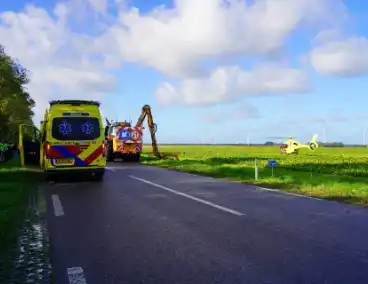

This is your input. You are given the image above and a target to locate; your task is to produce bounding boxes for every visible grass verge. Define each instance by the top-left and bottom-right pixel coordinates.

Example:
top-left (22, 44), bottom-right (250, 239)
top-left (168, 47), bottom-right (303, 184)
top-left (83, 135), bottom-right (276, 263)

top-left (0, 158), bottom-right (44, 278)
top-left (141, 155), bottom-right (368, 207)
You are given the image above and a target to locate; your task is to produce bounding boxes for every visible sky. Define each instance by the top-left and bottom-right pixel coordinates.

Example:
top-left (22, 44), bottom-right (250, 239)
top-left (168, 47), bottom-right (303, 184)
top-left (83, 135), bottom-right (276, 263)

top-left (1, 0), bottom-right (368, 144)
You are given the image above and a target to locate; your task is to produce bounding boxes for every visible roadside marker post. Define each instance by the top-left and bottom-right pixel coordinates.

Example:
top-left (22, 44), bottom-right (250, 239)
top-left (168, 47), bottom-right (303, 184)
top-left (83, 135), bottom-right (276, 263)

top-left (268, 160), bottom-right (277, 177)
top-left (255, 159), bottom-right (258, 180)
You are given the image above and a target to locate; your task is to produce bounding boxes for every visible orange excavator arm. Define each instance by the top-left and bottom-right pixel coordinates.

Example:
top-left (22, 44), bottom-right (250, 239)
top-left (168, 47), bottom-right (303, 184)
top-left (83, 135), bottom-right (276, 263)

top-left (136, 105), bottom-right (178, 160)
top-left (136, 105), bottom-right (160, 158)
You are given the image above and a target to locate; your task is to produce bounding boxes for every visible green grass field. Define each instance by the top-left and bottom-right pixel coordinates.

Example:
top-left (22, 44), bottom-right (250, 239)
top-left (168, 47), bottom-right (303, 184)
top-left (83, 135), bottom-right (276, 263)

top-left (142, 145), bottom-right (368, 206)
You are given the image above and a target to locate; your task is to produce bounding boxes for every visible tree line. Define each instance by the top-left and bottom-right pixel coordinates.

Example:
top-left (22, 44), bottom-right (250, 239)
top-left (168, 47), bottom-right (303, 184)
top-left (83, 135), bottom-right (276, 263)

top-left (264, 141), bottom-right (366, 148)
top-left (0, 44), bottom-right (35, 147)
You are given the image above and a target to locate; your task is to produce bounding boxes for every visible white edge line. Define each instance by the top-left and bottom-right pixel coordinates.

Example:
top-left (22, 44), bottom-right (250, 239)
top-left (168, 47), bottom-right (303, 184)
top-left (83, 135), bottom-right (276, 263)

top-left (51, 194), bottom-right (65, 216)
top-left (140, 165), bottom-right (321, 201)
top-left (67, 267), bottom-right (87, 284)
top-left (129, 175), bottom-right (244, 216)
top-left (106, 166), bottom-right (116, 171)
top-left (185, 172), bottom-right (199, 177)
top-left (256, 186), bottom-right (323, 201)
top-left (183, 172), bottom-right (217, 180)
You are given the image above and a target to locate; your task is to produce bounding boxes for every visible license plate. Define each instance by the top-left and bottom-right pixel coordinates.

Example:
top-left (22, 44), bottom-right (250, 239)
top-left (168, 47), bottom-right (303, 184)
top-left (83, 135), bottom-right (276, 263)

top-left (54, 158), bottom-right (74, 165)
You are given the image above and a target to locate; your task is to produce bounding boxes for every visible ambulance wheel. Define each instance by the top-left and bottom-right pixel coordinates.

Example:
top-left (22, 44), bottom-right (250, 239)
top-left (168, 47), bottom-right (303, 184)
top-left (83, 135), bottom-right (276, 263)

top-left (94, 169), bottom-right (105, 181)
top-left (106, 144), bottom-right (114, 161)
top-left (45, 172), bottom-right (56, 182)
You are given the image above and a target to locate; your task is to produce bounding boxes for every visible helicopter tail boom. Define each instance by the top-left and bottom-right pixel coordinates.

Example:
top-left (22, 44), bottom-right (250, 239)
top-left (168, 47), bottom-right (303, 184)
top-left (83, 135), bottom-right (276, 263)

top-left (308, 133), bottom-right (318, 151)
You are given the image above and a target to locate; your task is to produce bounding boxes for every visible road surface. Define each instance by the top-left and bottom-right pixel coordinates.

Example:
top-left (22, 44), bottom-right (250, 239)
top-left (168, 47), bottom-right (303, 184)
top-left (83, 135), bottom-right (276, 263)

top-left (44, 163), bottom-right (368, 284)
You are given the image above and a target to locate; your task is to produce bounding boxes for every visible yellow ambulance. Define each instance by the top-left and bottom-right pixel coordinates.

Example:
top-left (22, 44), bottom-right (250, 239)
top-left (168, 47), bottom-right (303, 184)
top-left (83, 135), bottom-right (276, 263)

top-left (38, 100), bottom-right (107, 180)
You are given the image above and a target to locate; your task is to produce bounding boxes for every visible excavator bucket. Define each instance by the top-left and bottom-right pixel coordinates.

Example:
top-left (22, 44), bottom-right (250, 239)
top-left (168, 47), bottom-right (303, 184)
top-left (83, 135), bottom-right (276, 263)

top-left (146, 152), bottom-right (180, 160)
top-left (161, 152), bottom-right (180, 160)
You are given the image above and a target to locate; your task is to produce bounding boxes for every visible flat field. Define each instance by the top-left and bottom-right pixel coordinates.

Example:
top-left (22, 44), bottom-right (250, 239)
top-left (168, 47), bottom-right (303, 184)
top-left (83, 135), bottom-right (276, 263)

top-left (142, 145), bottom-right (368, 206)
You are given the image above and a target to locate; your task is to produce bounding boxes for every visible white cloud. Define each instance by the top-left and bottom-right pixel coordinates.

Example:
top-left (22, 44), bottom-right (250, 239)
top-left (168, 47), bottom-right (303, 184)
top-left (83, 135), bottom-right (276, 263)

top-left (0, 3), bottom-right (118, 123)
top-left (88, 0), bottom-right (108, 13)
top-left (102, 0), bottom-right (347, 77)
top-left (58, 0), bottom-right (110, 19)
top-left (0, 0), bottom-right (349, 122)
top-left (155, 65), bottom-right (308, 106)
top-left (310, 36), bottom-right (368, 76)
top-left (311, 29), bottom-right (342, 46)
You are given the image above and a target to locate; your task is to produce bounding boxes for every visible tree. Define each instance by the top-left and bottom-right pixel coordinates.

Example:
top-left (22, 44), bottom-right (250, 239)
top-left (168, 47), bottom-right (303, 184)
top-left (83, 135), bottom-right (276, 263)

top-left (320, 142), bottom-right (344, 147)
top-left (0, 44), bottom-right (35, 145)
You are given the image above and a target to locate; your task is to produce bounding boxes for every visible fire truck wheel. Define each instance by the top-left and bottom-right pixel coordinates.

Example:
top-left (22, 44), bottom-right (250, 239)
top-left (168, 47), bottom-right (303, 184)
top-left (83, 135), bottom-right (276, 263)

top-left (93, 169), bottom-right (105, 181)
top-left (133, 153), bottom-right (140, 162)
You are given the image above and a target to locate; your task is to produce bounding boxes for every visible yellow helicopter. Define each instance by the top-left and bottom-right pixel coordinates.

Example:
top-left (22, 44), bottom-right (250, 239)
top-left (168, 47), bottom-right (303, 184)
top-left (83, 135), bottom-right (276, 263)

top-left (280, 134), bottom-right (318, 154)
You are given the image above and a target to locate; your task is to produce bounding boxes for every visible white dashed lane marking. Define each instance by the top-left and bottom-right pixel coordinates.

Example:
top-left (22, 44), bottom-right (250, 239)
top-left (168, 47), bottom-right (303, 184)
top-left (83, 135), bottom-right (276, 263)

top-left (51, 194), bottom-right (65, 216)
top-left (67, 267), bottom-right (87, 284)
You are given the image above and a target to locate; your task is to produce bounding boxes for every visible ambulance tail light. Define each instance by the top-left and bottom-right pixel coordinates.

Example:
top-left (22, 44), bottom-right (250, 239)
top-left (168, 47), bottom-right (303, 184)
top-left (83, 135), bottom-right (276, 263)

top-left (102, 141), bottom-right (106, 157)
top-left (45, 143), bottom-right (51, 158)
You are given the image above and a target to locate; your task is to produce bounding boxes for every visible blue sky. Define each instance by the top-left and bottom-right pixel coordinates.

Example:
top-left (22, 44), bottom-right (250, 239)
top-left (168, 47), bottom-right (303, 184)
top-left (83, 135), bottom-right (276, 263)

top-left (1, 0), bottom-right (368, 144)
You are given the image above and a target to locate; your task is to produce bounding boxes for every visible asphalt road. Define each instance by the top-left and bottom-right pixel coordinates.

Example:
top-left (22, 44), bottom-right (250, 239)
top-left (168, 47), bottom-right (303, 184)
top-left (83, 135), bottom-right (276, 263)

top-left (44, 163), bottom-right (368, 284)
